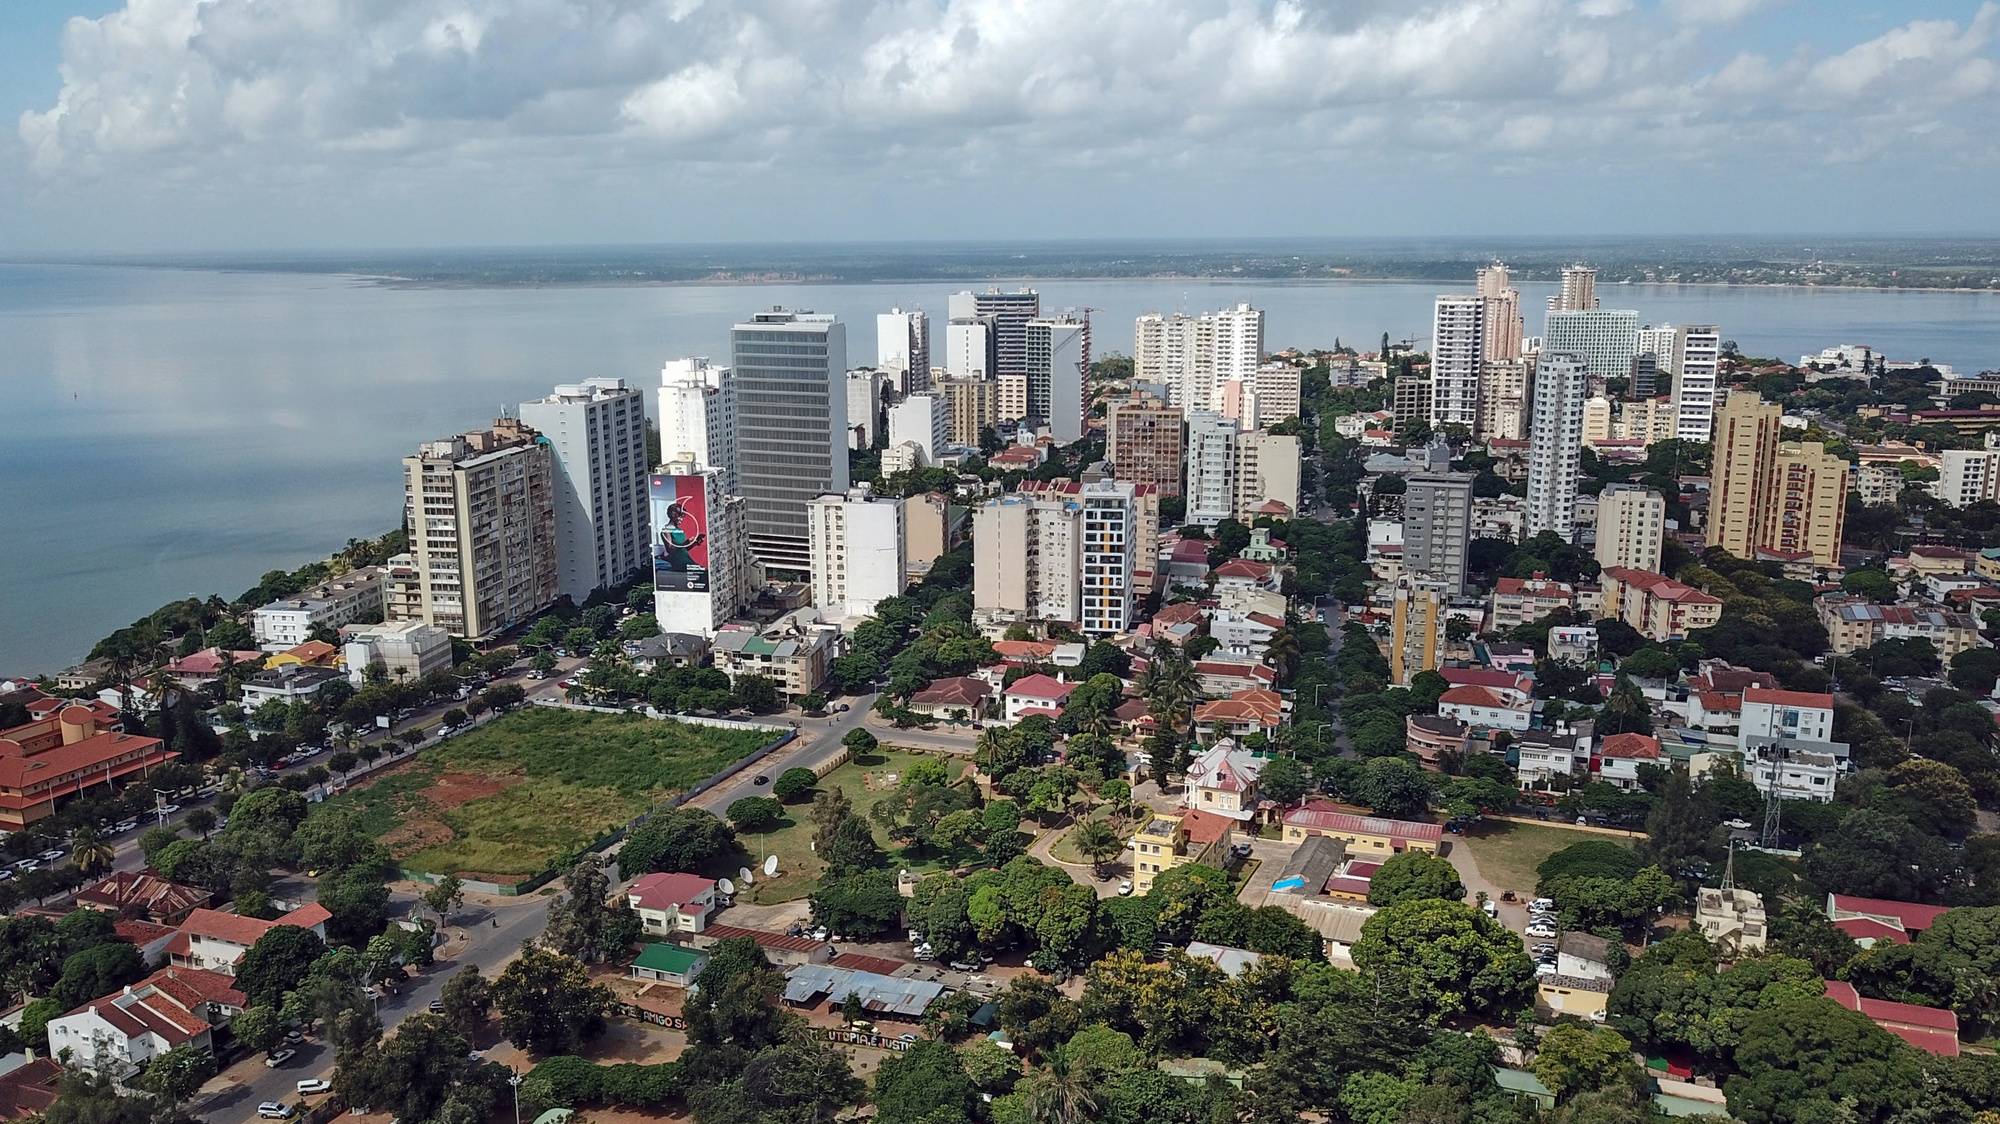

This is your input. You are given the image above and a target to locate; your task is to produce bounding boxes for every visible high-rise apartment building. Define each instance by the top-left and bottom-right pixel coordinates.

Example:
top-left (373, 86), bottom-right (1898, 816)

top-left (1235, 431), bottom-right (1301, 520)
top-left (904, 491), bottom-right (952, 582)
top-left (1391, 577), bottom-right (1448, 685)
top-left (1430, 295), bottom-right (1486, 431)
top-left (1133, 303), bottom-right (1262, 414)
top-left (1936, 449), bottom-right (2000, 507)
top-left (1107, 396), bottom-right (1185, 497)
top-left (1404, 472), bottom-right (1474, 594)
top-left (1557, 265), bottom-right (1598, 311)
top-left (1253, 361), bottom-right (1302, 423)
top-left (1392, 372), bottom-right (1432, 433)
top-left (876, 307), bottom-right (931, 393)
top-left (845, 369), bottom-right (883, 450)
top-left (1582, 396), bottom-right (1615, 446)
top-left (658, 357), bottom-right (737, 492)
top-left (1214, 376), bottom-right (1260, 429)
top-left (888, 393), bottom-right (949, 465)
top-left (1476, 262), bottom-right (1524, 362)
top-left (944, 316), bottom-right (998, 379)
top-left (517, 378), bottom-right (650, 605)
top-left (1185, 411), bottom-right (1239, 526)
top-left (732, 309), bottom-right (849, 574)
top-left (973, 494), bottom-right (1083, 630)
top-left (1671, 325), bottom-right (1722, 442)
top-left (1026, 315), bottom-right (1089, 444)
top-left (1479, 359), bottom-right (1529, 441)
top-left (1595, 485), bottom-right (1666, 573)
top-left (390, 419), bottom-right (556, 641)
top-left (936, 376), bottom-right (996, 447)
top-left (1709, 392), bottom-right (1784, 560)
top-left (1078, 478), bottom-right (1137, 637)
top-left (650, 459), bottom-right (750, 638)
top-left (1525, 354), bottom-right (1587, 540)
top-left (997, 376), bottom-right (1029, 424)
top-left (1770, 442), bottom-right (1849, 566)
top-left (1209, 303), bottom-right (1264, 389)
top-left (807, 485), bottom-right (907, 622)
top-left (1543, 309), bottom-right (1639, 386)
top-left (949, 288), bottom-right (1039, 377)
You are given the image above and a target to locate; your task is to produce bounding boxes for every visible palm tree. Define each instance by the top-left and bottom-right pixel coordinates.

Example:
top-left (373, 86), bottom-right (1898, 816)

top-left (1025, 1049), bottom-right (1100, 1124)
top-left (1264, 627), bottom-right (1301, 684)
top-left (69, 826), bottom-right (115, 875)
top-left (973, 728), bottom-right (1007, 775)
top-left (1073, 817), bottom-right (1123, 876)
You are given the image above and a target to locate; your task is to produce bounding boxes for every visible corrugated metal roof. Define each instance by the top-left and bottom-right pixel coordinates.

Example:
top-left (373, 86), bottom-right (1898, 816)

top-left (782, 965), bottom-right (946, 1017)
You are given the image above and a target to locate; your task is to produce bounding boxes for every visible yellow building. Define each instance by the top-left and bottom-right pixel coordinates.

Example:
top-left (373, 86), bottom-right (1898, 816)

top-left (1769, 441), bottom-right (1848, 566)
top-left (1707, 392), bottom-right (1848, 567)
top-left (1390, 578), bottom-right (1446, 686)
top-left (1128, 808), bottom-right (1234, 894)
top-left (1600, 567), bottom-right (1724, 642)
top-left (1280, 802), bottom-right (1443, 855)
top-left (265, 640), bottom-right (340, 669)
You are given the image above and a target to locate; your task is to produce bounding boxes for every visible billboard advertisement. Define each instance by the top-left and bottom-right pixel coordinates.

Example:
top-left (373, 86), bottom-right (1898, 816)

top-left (651, 474), bottom-right (710, 593)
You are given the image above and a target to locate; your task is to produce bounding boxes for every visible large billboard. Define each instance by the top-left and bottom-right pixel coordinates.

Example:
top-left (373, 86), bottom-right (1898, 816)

top-left (651, 474), bottom-right (710, 593)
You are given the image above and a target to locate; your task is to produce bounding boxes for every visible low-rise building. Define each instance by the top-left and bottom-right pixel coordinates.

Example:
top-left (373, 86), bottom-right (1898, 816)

top-left (1130, 807), bottom-right (1235, 894)
top-left (1489, 575), bottom-right (1576, 631)
top-left (628, 942), bottom-right (709, 988)
top-left (1, 707), bottom-right (174, 832)
top-left (1437, 685), bottom-right (1533, 732)
top-left (1193, 658), bottom-right (1277, 698)
top-left (1212, 559), bottom-right (1281, 596)
top-left (251, 567), bottom-right (387, 650)
top-left (1594, 732), bottom-right (1662, 790)
top-left (45, 966), bottom-right (245, 1076)
top-left (1192, 689), bottom-right (1285, 742)
top-left (711, 612), bottom-right (838, 699)
top-left (1182, 739), bottom-right (1266, 821)
top-left (1600, 567), bottom-right (1723, 641)
top-left (1405, 715), bottom-right (1469, 769)
top-left (165, 905), bottom-right (332, 974)
top-left (1696, 875), bottom-right (1768, 955)
top-left (627, 872), bottom-right (718, 936)
top-left (1816, 599), bottom-right (1983, 659)
top-left (1823, 980), bottom-right (1960, 1056)
top-left (340, 620), bottom-right (454, 686)
top-left (1745, 739), bottom-right (1840, 803)
top-left (75, 872), bottom-right (211, 926)
top-left (1281, 801), bottom-right (1442, 855)
top-left (265, 640), bottom-right (340, 669)
top-left (1208, 608), bottom-right (1284, 660)
top-left (238, 664), bottom-right (347, 707)
top-left (163, 647), bottom-right (267, 687)
top-left (1739, 688), bottom-right (1834, 747)
top-left (1538, 932), bottom-right (1615, 1021)
top-left (1826, 893), bottom-right (1951, 946)
top-left (906, 677), bottom-right (991, 723)
top-left (1002, 674), bottom-right (1075, 724)
top-left (1549, 626), bottom-right (1599, 665)
top-left (1516, 728), bottom-right (1590, 791)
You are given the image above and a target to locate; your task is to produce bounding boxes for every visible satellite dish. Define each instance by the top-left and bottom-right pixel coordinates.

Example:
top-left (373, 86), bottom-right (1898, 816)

top-left (763, 854), bottom-right (779, 876)
top-left (717, 877), bottom-right (736, 896)
top-left (739, 866), bottom-right (755, 886)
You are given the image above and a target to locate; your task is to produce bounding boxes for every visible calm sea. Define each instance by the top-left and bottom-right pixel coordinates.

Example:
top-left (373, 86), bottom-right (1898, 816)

top-left (3, 261), bottom-right (1997, 674)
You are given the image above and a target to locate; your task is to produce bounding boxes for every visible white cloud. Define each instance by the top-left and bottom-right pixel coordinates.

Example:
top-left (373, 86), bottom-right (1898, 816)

top-left (9, 0), bottom-right (2000, 241)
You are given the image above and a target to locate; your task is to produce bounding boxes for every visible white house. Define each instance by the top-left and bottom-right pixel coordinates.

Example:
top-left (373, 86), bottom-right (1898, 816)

top-left (1738, 688), bottom-right (1834, 748)
top-left (1208, 608), bottom-right (1284, 660)
top-left (238, 665), bottom-right (347, 707)
top-left (1436, 685), bottom-right (1534, 732)
top-left (165, 905), bottom-right (330, 974)
top-left (1747, 741), bottom-right (1841, 804)
top-left (45, 967), bottom-right (244, 1075)
top-left (1002, 674), bottom-right (1076, 724)
top-left (1516, 729), bottom-right (1589, 789)
top-left (1182, 739), bottom-right (1267, 821)
top-left (626, 872), bottom-right (719, 935)
top-left (1594, 733), bottom-right (1662, 791)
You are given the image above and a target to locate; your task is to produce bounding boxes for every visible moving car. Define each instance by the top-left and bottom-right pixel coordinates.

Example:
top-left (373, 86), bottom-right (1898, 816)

top-left (11, 859), bottom-right (38, 872)
top-left (297, 1079), bottom-right (332, 1095)
top-left (428, 1000), bottom-right (445, 1014)
top-left (265, 1049), bottom-right (297, 1067)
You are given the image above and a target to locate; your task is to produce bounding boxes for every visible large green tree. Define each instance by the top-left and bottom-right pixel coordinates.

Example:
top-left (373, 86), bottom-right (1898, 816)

top-left (1724, 997), bottom-right (1927, 1124)
top-left (1366, 852), bottom-right (1465, 906)
top-left (491, 946), bottom-right (611, 1056)
top-left (1350, 899), bottom-right (1533, 1023)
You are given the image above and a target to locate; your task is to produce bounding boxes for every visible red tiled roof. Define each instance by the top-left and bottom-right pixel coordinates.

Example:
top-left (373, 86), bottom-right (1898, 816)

top-left (1112, 698), bottom-right (1151, 722)
top-left (1169, 540), bottom-right (1211, 564)
top-left (1828, 894), bottom-right (1950, 933)
top-left (910, 676), bottom-right (991, 707)
top-left (1285, 801), bottom-right (1443, 843)
top-left (991, 640), bottom-right (1056, 663)
top-left (1439, 667), bottom-right (1527, 692)
top-left (1194, 660), bottom-right (1275, 683)
top-left (1007, 674), bottom-right (1075, 702)
top-left (1693, 691), bottom-right (1741, 714)
top-left (77, 871), bottom-right (210, 921)
top-left (1743, 688), bottom-right (1834, 710)
top-left (629, 872), bottom-right (717, 912)
top-left (1691, 666), bottom-right (1780, 693)
top-left (1213, 560), bottom-right (1274, 580)
top-left (704, 923), bottom-right (830, 954)
top-left (1013, 705), bottom-right (1064, 719)
top-left (0, 1057), bottom-right (61, 1119)
top-left (1823, 980), bottom-right (1960, 1055)
top-left (0, 730), bottom-right (173, 803)
top-left (1324, 875), bottom-right (1374, 897)
top-left (1604, 567), bottom-right (1721, 606)
top-left (1832, 917), bottom-right (1909, 944)
top-left (1439, 685), bottom-right (1517, 709)
top-left (1598, 733), bottom-right (1661, 760)
top-left (1180, 807), bottom-right (1236, 846)
top-left (114, 919), bottom-right (179, 948)
top-left (174, 904), bottom-right (326, 951)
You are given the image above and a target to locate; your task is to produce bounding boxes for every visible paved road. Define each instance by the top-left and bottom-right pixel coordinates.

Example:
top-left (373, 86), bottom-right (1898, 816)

top-left (692, 694), bottom-right (879, 815)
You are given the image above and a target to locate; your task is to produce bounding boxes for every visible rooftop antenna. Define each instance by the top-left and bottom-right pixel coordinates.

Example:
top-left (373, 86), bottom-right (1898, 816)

top-left (1720, 837), bottom-right (1737, 891)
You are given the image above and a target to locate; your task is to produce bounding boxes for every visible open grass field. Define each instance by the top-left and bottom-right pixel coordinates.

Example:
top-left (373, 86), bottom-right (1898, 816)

top-left (326, 708), bottom-right (768, 881)
top-left (1463, 820), bottom-right (1636, 896)
top-left (737, 749), bottom-right (962, 905)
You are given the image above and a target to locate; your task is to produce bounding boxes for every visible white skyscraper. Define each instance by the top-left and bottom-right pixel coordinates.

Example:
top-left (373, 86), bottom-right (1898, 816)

top-left (1134, 303), bottom-right (1263, 415)
top-left (1209, 303), bottom-right (1264, 387)
top-left (1525, 354), bottom-right (1588, 540)
top-left (974, 494), bottom-right (1083, 630)
top-left (1543, 309), bottom-right (1639, 386)
top-left (650, 460), bottom-right (750, 638)
top-left (1252, 361), bottom-right (1302, 423)
top-left (846, 369), bottom-right (883, 449)
top-left (1935, 449), bottom-right (2000, 507)
top-left (1185, 411), bottom-right (1239, 527)
top-left (949, 288), bottom-right (1040, 377)
top-left (1027, 315), bottom-right (1089, 444)
top-left (876, 307), bottom-right (931, 394)
top-left (888, 393), bottom-right (949, 464)
top-left (517, 378), bottom-right (651, 605)
top-left (807, 485), bottom-right (906, 622)
top-left (1430, 295), bottom-right (1486, 431)
top-left (658, 357), bottom-right (738, 493)
top-left (944, 316), bottom-right (997, 379)
top-left (732, 309), bottom-right (849, 573)
top-left (1672, 324), bottom-right (1722, 442)
top-left (1078, 478), bottom-right (1137, 637)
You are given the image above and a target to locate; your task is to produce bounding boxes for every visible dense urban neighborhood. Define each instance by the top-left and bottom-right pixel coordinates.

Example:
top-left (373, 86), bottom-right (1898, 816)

top-left (8, 269), bottom-right (2000, 1124)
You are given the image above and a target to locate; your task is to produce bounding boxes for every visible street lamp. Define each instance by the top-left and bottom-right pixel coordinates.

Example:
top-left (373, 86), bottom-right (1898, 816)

top-left (509, 1067), bottom-right (523, 1124)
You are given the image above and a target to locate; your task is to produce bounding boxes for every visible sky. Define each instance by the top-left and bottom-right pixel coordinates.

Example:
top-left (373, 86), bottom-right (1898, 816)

top-left (1, 0), bottom-right (1998, 253)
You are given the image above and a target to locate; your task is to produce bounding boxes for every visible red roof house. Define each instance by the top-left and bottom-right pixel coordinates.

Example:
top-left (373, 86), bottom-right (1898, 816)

top-left (1822, 980), bottom-right (1960, 1055)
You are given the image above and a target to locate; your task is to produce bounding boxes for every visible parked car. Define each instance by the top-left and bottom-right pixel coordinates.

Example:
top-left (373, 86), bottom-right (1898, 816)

top-left (38, 849), bottom-right (64, 862)
top-left (1535, 961), bottom-right (1558, 977)
top-left (1118, 880), bottom-right (1133, 896)
top-left (948, 959), bottom-right (981, 972)
top-left (0, 870), bottom-right (14, 882)
top-left (1525, 924), bottom-right (1558, 939)
top-left (297, 1079), bottom-right (332, 1095)
top-left (753, 775), bottom-right (769, 786)
top-left (265, 1049), bottom-right (297, 1068)
top-left (160, 803), bottom-right (182, 815)
top-left (257, 1102), bottom-right (295, 1119)
top-left (428, 1000), bottom-right (445, 1014)
top-left (1528, 897), bottom-right (1555, 911)
top-left (1724, 819), bottom-right (1752, 831)
top-left (12, 860), bottom-right (38, 872)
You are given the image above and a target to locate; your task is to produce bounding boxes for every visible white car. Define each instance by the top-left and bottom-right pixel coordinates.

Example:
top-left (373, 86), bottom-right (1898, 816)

top-left (1535, 961), bottom-right (1559, 976)
top-left (1525, 924), bottom-right (1558, 939)
top-left (297, 1079), bottom-right (332, 1095)
top-left (38, 849), bottom-right (64, 862)
top-left (1528, 897), bottom-right (1556, 912)
top-left (160, 803), bottom-right (182, 815)
top-left (1724, 819), bottom-right (1752, 831)
top-left (12, 859), bottom-right (38, 872)
top-left (257, 1103), bottom-right (295, 1120)
top-left (1117, 880), bottom-right (1133, 896)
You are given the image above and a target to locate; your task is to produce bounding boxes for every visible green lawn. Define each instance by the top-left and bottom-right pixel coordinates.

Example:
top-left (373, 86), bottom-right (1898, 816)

top-left (321, 708), bottom-right (769, 881)
top-left (1048, 807), bottom-right (1129, 867)
top-left (1463, 821), bottom-right (1635, 897)
top-left (736, 749), bottom-right (961, 905)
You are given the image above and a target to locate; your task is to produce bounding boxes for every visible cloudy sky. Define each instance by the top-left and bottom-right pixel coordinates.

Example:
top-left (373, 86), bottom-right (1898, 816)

top-left (2, 0), bottom-right (1997, 253)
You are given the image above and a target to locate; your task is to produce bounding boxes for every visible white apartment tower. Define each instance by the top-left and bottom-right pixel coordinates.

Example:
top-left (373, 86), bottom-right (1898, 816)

top-left (1133, 303), bottom-right (1263, 415)
top-left (1185, 411), bottom-right (1239, 527)
top-left (1544, 309), bottom-right (1639, 386)
top-left (1672, 325), bottom-right (1722, 442)
top-left (846, 369), bottom-right (884, 449)
top-left (1027, 315), bottom-right (1089, 444)
top-left (944, 316), bottom-right (998, 379)
top-left (1557, 265), bottom-right (1598, 311)
top-left (876, 308), bottom-right (931, 393)
top-left (1209, 303), bottom-right (1264, 388)
top-left (658, 357), bottom-right (738, 492)
top-left (1476, 262), bottom-right (1524, 362)
top-left (807, 485), bottom-right (907, 622)
top-left (392, 419), bottom-right (557, 641)
top-left (888, 393), bottom-right (949, 465)
top-left (949, 289), bottom-right (1040, 377)
top-left (1595, 485), bottom-right (1668, 573)
top-left (1078, 479), bottom-right (1137, 637)
top-left (1253, 362), bottom-right (1302, 423)
top-left (517, 378), bottom-right (651, 605)
top-left (1430, 295), bottom-right (1486, 431)
top-left (651, 459), bottom-right (750, 638)
top-left (732, 309), bottom-right (849, 574)
top-left (1936, 449), bottom-right (2000, 507)
top-left (1525, 354), bottom-right (1588, 540)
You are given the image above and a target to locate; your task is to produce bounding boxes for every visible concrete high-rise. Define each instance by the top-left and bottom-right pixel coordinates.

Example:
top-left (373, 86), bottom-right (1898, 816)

top-left (936, 376), bottom-right (996, 447)
top-left (650, 459), bottom-right (750, 638)
top-left (517, 378), bottom-right (650, 605)
top-left (807, 485), bottom-right (906, 622)
top-left (973, 494), bottom-right (1082, 631)
top-left (944, 316), bottom-right (998, 379)
top-left (1026, 315), bottom-right (1089, 444)
top-left (1478, 359), bottom-right (1530, 441)
top-left (1557, 265), bottom-right (1598, 311)
top-left (1133, 303), bottom-right (1262, 414)
top-left (888, 393), bottom-right (949, 464)
top-left (1253, 361), bottom-right (1302, 423)
top-left (1543, 309), bottom-right (1639, 386)
top-left (845, 369), bottom-right (883, 450)
top-left (876, 308), bottom-right (931, 393)
top-left (1234, 430), bottom-right (1301, 520)
top-left (949, 289), bottom-right (1039, 377)
top-left (1404, 472), bottom-right (1474, 594)
top-left (1709, 392), bottom-right (1784, 560)
top-left (1595, 485), bottom-right (1667, 573)
top-left (1770, 442), bottom-right (1849, 566)
top-left (1185, 411), bottom-right (1239, 526)
top-left (1391, 577), bottom-right (1448, 685)
top-left (1078, 478), bottom-right (1137, 637)
top-left (1430, 295), bottom-right (1486, 431)
top-left (1525, 354), bottom-right (1587, 540)
top-left (1671, 325), bottom-right (1722, 442)
top-left (732, 309), bottom-right (849, 574)
top-left (1107, 395), bottom-right (1185, 497)
top-left (1209, 303), bottom-right (1264, 389)
top-left (1392, 371), bottom-right (1432, 433)
top-left (1476, 262), bottom-right (1524, 362)
top-left (1937, 449), bottom-right (2000, 507)
top-left (658, 357), bottom-right (737, 492)
top-left (391, 419), bottom-right (556, 641)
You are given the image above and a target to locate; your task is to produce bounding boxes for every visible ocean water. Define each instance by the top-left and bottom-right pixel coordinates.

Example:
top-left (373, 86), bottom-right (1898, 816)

top-left (2, 260), bottom-right (1997, 674)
